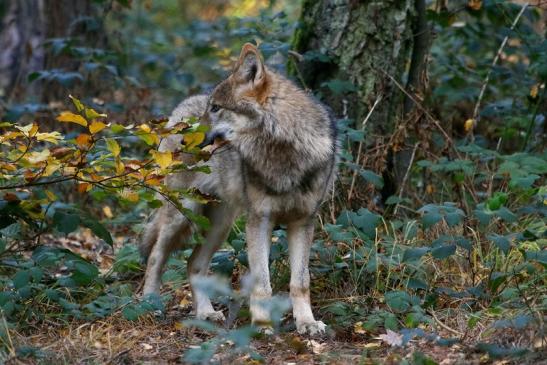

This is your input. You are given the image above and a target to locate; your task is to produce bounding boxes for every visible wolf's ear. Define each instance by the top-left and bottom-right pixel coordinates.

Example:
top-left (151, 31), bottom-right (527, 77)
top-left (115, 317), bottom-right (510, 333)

top-left (233, 43), bottom-right (266, 84)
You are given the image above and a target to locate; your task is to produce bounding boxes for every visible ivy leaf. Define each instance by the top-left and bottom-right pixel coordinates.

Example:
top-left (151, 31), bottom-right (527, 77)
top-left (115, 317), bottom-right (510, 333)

top-left (56, 112), bottom-right (88, 127)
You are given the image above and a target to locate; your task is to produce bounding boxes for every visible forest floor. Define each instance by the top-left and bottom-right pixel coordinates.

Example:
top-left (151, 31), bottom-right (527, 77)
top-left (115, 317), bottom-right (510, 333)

top-left (5, 232), bottom-right (546, 365)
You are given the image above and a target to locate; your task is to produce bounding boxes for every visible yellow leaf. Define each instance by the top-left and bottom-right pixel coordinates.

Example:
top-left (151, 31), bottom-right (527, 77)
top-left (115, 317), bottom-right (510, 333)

top-left (63, 166), bottom-right (77, 175)
top-left (26, 149), bottom-right (50, 164)
top-left (29, 124), bottom-right (39, 137)
top-left (69, 95), bottom-right (84, 112)
top-left (43, 158), bottom-right (61, 177)
top-left (468, 0), bottom-right (481, 10)
top-left (45, 190), bottom-right (57, 201)
top-left (106, 138), bottom-right (121, 157)
top-left (57, 111), bottom-right (88, 127)
top-left (150, 150), bottom-right (173, 169)
top-left (354, 321), bottom-right (367, 334)
top-left (36, 131), bottom-right (63, 144)
top-left (102, 205), bottom-right (113, 218)
top-left (115, 160), bottom-right (125, 175)
top-left (464, 118), bottom-right (475, 133)
top-left (85, 108), bottom-right (107, 120)
top-left (139, 123), bottom-right (151, 133)
top-left (530, 84), bottom-right (539, 99)
top-left (120, 189), bottom-right (139, 202)
top-left (78, 182), bottom-right (92, 193)
top-left (15, 123), bottom-right (38, 137)
top-left (76, 134), bottom-right (92, 149)
top-left (89, 121), bottom-right (107, 134)
top-left (183, 131), bottom-right (205, 149)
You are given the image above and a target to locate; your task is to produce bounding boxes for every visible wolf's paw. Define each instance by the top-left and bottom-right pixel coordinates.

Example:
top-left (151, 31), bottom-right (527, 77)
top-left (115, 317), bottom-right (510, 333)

top-left (196, 310), bottom-right (226, 322)
top-left (296, 320), bottom-right (326, 336)
top-left (256, 325), bottom-right (274, 336)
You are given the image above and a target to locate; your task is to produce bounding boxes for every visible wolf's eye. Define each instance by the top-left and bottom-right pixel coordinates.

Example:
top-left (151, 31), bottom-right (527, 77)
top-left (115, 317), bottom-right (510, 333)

top-left (210, 104), bottom-right (221, 113)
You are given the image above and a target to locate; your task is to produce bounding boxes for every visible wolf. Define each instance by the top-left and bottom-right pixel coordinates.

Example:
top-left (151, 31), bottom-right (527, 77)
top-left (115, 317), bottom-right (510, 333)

top-left (140, 43), bottom-right (337, 336)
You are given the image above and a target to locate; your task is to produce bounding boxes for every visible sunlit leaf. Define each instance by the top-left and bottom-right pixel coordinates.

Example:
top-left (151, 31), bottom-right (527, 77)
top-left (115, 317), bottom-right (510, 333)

top-left (36, 131), bottom-right (63, 144)
top-left (56, 112), bottom-right (88, 127)
top-left (106, 138), bottom-right (121, 157)
top-left (89, 121), bottom-right (107, 134)
top-left (183, 131), bottom-right (205, 149)
top-left (150, 150), bottom-right (172, 169)
top-left (76, 134), bottom-right (92, 149)
top-left (69, 95), bottom-right (84, 112)
top-left (85, 108), bottom-right (107, 120)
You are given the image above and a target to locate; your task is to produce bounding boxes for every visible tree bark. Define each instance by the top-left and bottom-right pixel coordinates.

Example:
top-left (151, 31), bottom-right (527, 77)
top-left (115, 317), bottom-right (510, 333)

top-left (0, 0), bottom-right (104, 107)
top-left (0, 0), bottom-right (46, 103)
top-left (290, 0), bottom-right (414, 134)
top-left (290, 0), bottom-right (431, 206)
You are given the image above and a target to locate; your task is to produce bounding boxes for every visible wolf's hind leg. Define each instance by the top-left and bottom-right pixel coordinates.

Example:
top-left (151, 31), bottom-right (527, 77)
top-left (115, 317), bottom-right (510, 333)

top-left (288, 219), bottom-right (326, 336)
top-left (188, 203), bottom-right (237, 321)
top-left (142, 203), bottom-right (196, 296)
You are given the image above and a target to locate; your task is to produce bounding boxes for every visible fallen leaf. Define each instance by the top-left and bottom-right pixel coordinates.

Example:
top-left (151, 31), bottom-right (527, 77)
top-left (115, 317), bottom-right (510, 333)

top-left (377, 329), bottom-right (403, 347)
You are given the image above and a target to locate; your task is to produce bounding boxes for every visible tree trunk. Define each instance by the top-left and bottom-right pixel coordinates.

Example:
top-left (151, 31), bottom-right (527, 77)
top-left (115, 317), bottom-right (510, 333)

top-left (290, 0), bottom-right (430, 206)
top-left (0, 0), bottom-right (46, 103)
top-left (0, 0), bottom-right (104, 107)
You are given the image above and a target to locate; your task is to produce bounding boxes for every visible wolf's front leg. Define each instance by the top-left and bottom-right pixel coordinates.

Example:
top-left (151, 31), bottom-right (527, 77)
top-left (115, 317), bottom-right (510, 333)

top-left (287, 219), bottom-right (326, 336)
top-left (188, 203), bottom-right (237, 322)
top-left (246, 213), bottom-right (274, 330)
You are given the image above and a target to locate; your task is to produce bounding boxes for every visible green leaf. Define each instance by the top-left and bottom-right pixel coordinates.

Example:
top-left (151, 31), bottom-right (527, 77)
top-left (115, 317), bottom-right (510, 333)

top-left (81, 217), bottom-right (113, 246)
top-left (13, 270), bottom-right (30, 289)
top-left (53, 211), bottom-right (80, 234)
top-left (385, 290), bottom-right (412, 312)
top-left (488, 234), bottom-right (511, 254)
top-left (431, 244), bottom-right (456, 259)
top-left (360, 170), bottom-right (384, 189)
top-left (476, 343), bottom-right (527, 358)
top-left (402, 247), bottom-right (430, 262)
top-left (422, 212), bottom-right (442, 229)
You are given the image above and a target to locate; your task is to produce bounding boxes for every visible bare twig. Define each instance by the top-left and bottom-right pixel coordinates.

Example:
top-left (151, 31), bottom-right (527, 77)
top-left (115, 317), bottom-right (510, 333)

top-left (471, 2), bottom-right (529, 130)
top-left (347, 95), bottom-right (382, 202)
top-left (379, 69), bottom-right (458, 156)
top-left (430, 310), bottom-right (464, 337)
top-left (394, 142), bottom-right (419, 215)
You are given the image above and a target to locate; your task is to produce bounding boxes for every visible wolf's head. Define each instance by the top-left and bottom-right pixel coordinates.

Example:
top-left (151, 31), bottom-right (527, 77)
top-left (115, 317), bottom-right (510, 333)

top-left (200, 43), bottom-right (270, 146)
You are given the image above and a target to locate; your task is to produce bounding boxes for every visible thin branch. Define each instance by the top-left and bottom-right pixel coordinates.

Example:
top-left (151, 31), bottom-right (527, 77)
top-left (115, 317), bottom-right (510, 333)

top-left (471, 2), bottom-right (529, 129)
top-left (394, 142), bottom-right (419, 215)
top-left (347, 95), bottom-right (382, 202)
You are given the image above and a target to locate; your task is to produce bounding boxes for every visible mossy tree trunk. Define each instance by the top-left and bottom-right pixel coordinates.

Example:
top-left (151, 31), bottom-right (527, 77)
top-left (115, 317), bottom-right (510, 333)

top-left (290, 0), bottom-right (430, 206)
